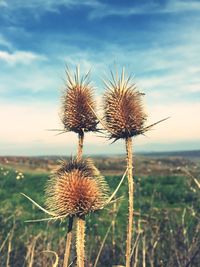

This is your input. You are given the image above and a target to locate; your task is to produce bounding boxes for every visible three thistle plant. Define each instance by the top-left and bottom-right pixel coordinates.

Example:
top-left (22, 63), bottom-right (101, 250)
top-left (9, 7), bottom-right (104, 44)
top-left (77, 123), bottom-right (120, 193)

top-left (22, 65), bottom-right (167, 267)
top-left (103, 68), bottom-right (147, 267)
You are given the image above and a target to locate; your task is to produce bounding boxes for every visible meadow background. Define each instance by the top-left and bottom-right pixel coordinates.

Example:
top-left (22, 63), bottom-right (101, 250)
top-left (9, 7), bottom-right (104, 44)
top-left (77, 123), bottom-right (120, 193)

top-left (0, 152), bottom-right (200, 266)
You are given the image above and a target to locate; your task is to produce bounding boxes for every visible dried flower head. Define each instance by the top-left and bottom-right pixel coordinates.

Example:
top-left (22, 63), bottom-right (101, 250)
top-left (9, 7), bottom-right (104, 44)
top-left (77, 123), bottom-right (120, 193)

top-left (103, 69), bottom-right (147, 140)
top-left (45, 158), bottom-right (109, 217)
top-left (61, 66), bottom-right (98, 134)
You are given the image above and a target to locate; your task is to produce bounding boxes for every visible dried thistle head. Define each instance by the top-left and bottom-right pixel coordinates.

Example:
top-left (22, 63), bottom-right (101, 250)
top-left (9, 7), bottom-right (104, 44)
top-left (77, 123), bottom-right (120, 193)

top-left (45, 158), bottom-right (109, 217)
top-left (103, 68), bottom-right (147, 140)
top-left (61, 66), bottom-right (98, 134)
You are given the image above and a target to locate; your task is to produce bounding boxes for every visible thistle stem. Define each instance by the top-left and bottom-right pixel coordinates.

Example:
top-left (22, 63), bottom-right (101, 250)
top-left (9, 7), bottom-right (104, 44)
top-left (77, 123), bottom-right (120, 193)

top-left (63, 131), bottom-right (84, 267)
top-left (77, 131), bottom-right (84, 161)
top-left (76, 216), bottom-right (86, 267)
top-left (125, 137), bottom-right (134, 267)
top-left (63, 216), bottom-right (74, 267)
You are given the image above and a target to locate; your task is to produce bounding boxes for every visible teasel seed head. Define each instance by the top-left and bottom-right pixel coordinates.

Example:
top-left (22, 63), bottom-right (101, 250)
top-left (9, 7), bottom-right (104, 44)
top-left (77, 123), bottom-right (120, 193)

top-left (103, 68), bottom-right (147, 140)
top-left (45, 158), bottom-right (109, 217)
top-left (61, 66), bottom-right (98, 134)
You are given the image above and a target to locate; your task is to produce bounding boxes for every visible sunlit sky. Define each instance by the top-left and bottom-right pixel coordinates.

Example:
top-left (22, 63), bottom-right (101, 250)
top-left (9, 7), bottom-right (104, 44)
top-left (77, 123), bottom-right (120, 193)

top-left (0, 0), bottom-right (200, 156)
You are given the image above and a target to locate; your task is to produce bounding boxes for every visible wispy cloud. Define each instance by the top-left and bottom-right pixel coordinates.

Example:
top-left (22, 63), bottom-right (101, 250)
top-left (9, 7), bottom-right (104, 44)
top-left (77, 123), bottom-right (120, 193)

top-left (2, 0), bottom-right (200, 20)
top-left (0, 64), bottom-right (62, 96)
top-left (89, 0), bottom-right (200, 19)
top-left (0, 34), bottom-right (12, 49)
top-left (0, 0), bottom-right (7, 7)
top-left (184, 83), bottom-right (200, 93)
top-left (0, 50), bottom-right (46, 65)
top-left (0, 0), bottom-right (101, 19)
top-left (0, 38), bottom-right (199, 101)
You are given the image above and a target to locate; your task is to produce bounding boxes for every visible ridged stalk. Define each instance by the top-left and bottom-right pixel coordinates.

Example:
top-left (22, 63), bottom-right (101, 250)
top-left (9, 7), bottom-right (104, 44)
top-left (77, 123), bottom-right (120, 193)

top-left (63, 132), bottom-right (84, 267)
top-left (125, 137), bottom-right (134, 267)
top-left (77, 132), bottom-right (84, 161)
top-left (63, 216), bottom-right (74, 267)
top-left (76, 216), bottom-right (86, 267)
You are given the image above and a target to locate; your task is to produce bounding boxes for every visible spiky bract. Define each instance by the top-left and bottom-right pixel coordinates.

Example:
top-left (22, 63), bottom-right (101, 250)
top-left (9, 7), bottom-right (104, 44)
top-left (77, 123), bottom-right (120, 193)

top-left (61, 67), bottom-right (98, 134)
top-left (45, 158), bottom-right (109, 217)
top-left (103, 69), bottom-right (147, 140)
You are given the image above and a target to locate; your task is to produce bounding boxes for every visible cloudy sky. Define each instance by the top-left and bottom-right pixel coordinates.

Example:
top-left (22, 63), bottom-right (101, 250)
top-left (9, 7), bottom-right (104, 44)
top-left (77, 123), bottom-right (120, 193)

top-left (0, 0), bottom-right (200, 156)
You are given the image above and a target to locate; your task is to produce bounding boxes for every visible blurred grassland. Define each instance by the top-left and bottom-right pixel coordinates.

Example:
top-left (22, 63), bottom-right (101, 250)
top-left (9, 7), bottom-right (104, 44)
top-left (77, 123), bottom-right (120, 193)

top-left (0, 155), bottom-right (200, 266)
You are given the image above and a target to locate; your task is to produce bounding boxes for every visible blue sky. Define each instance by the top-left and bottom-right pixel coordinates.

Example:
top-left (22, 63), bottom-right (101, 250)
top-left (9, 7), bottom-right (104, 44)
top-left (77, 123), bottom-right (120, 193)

top-left (0, 0), bottom-right (200, 155)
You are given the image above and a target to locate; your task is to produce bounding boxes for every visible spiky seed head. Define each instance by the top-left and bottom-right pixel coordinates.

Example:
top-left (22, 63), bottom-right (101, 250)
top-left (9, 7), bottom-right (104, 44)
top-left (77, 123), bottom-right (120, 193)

top-left (45, 158), bottom-right (109, 217)
top-left (103, 69), bottom-right (147, 140)
top-left (61, 66), bottom-right (98, 134)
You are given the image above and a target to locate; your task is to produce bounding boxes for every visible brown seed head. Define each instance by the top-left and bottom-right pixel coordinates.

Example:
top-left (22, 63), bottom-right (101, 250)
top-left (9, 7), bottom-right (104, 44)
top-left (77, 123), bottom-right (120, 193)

top-left (45, 158), bottom-right (109, 217)
top-left (103, 69), bottom-right (147, 140)
top-left (61, 66), bottom-right (98, 134)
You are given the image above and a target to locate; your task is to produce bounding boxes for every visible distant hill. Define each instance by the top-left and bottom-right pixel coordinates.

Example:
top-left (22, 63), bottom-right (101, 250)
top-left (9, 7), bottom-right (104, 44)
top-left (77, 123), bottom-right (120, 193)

top-left (0, 150), bottom-right (200, 160)
top-left (139, 150), bottom-right (200, 158)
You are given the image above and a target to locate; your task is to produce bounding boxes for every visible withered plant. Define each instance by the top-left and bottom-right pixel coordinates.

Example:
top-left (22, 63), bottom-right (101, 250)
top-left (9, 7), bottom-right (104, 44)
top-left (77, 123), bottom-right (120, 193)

top-left (61, 66), bottom-right (98, 266)
top-left (103, 68), bottom-right (147, 267)
top-left (102, 68), bottom-right (168, 266)
top-left (45, 158), bottom-right (109, 267)
top-left (62, 66), bottom-right (98, 160)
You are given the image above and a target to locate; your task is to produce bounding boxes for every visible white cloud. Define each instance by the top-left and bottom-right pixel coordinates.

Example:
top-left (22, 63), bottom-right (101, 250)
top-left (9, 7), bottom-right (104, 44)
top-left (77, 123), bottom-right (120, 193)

top-left (0, 0), bottom-right (101, 16)
top-left (89, 0), bottom-right (200, 19)
top-left (0, 53), bottom-right (60, 95)
top-left (169, 0), bottom-right (200, 13)
top-left (0, 34), bottom-right (12, 48)
top-left (0, 50), bottom-right (46, 65)
top-left (0, 34), bottom-right (199, 99)
top-left (0, 45), bottom-right (60, 95)
top-left (63, 50), bottom-right (105, 78)
top-left (138, 70), bottom-right (200, 96)
top-left (183, 83), bottom-right (200, 93)
top-left (0, 0), bottom-right (7, 7)
top-left (1, 0), bottom-right (200, 22)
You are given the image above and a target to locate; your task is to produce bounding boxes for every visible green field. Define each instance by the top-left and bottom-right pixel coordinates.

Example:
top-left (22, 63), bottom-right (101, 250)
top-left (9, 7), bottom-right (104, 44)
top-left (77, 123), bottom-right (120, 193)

top-left (0, 154), bottom-right (200, 266)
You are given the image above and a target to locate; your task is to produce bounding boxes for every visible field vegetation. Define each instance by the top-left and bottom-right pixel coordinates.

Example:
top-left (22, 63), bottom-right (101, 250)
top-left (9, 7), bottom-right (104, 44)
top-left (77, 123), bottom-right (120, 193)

top-left (0, 153), bottom-right (199, 266)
